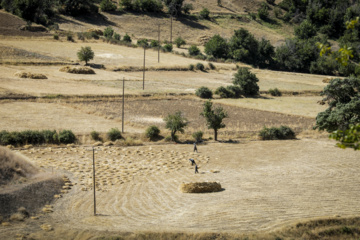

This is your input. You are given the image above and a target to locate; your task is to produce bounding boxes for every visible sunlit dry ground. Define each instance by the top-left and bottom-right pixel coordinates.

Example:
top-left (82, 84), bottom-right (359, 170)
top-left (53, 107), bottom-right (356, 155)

top-left (0, 139), bottom-right (358, 239)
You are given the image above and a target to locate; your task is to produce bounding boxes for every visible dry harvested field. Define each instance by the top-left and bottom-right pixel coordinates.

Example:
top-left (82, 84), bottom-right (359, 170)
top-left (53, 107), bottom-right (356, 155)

top-left (0, 140), bottom-right (359, 239)
top-left (1, 9), bottom-right (358, 239)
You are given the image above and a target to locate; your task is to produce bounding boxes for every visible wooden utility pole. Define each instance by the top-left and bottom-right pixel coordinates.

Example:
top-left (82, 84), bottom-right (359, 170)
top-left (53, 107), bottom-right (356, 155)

top-left (143, 46), bottom-right (146, 90)
top-left (122, 77), bottom-right (125, 133)
top-left (170, 16), bottom-right (173, 43)
top-left (158, 24), bottom-right (160, 63)
top-left (92, 147), bottom-right (96, 216)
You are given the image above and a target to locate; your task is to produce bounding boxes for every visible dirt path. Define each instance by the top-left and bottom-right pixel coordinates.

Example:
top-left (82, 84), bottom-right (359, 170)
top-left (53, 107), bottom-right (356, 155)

top-left (8, 139), bottom-right (359, 236)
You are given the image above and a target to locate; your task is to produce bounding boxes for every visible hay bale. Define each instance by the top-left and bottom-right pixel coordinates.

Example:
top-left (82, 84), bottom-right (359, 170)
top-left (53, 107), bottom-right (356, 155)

top-left (59, 66), bottom-right (95, 74)
top-left (14, 72), bottom-right (47, 79)
top-left (179, 182), bottom-right (222, 193)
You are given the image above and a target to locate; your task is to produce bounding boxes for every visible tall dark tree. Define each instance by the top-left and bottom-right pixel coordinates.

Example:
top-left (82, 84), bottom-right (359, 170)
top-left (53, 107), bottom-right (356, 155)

top-left (200, 100), bottom-right (228, 141)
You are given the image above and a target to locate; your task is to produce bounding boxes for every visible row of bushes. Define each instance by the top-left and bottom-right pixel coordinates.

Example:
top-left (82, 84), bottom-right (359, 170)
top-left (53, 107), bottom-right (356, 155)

top-left (258, 126), bottom-right (296, 140)
top-left (0, 130), bottom-right (76, 146)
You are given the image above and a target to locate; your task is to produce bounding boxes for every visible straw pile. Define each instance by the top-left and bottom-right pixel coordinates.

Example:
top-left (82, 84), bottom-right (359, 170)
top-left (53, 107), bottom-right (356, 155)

top-left (15, 71), bottom-right (47, 79)
top-left (59, 66), bottom-right (95, 74)
top-left (179, 182), bottom-right (222, 193)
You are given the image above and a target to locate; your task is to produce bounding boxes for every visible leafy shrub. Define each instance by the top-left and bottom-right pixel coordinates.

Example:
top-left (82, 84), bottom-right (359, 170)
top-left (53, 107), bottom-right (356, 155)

top-left (199, 7), bottom-right (210, 19)
top-left (182, 3), bottom-right (193, 14)
top-left (269, 88), bottom-right (282, 96)
top-left (215, 86), bottom-right (234, 98)
top-left (113, 33), bottom-right (120, 40)
top-left (204, 34), bottom-right (229, 59)
top-left (162, 43), bottom-right (173, 52)
top-left (259, 126), bottom-right (296, 140)
top-left (41, 130), bottom-right (58, 144)
top-left (53, 34), bottom-right (59, 40)
top-left (274, 7), bottom-right (282, 18)
top-left (196, 62), bottom-right (205, 71)
top-left (123, 33), bottom-right (132, 43)
top-left (104, 27), bottom-right (114, 39)
top-left (90, 131), bottom-right (101, 141)
top-left (66, 32), bottom-right (74, 42)
top-left (188, 44), bottom-right (200, 55)
top-left (232, 67), bottom-right (259, 96)
top-left (194, 54), bottom-right (206, 60)
top-left (258, 3), bottom-right (269, 20)
top-left (107, 128), bottom-right (122, 141)
top-left (150, 40), bottom-right (159, 48)
top-left (189, 64), bottom-right (195, 70)
top-left (248, 12), bottom-right (257, 20)
top-left (77, 32), bottom-right (85, 41)
top-left (192, 131), bottom-right (203, 142)
top-left (145, 125), bottom-right (160, 140)
top-left (196, 86), bottom-right (213, 99)
top-left (226, 85), bottom-right (242, 98)
top-left (174, 37), bottom-right (186, 48)
top-left (294, 20), bottom-right (317, 39)
top-left (100, 0), bottom-right (117, 12)
top-left (77, 46), bottom-right (94, 65)
top-left (137, 38), bottom-right (149, 47)
top-left (58, 130), bottom-right (76, 144)
top-left (208, 62), bottom-right (216, 70)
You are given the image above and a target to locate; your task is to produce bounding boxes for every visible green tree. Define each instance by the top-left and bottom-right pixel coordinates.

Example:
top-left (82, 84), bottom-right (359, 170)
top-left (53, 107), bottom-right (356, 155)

top-left (232, 68), bottom-right (259, 96)
top-left (315, 77), bottom-right (360, 133)
top-left (204, 34), bottom-right (229, 59)
top-left (200, 100), bottom-right (228, 141)
top-left (330, 123), bottom-right (360, 150)
top-left (295, 20), bottom-right (317, 39)
top-left (100, 0), bottom-right (117, 12)
top-left (77, 46), bottom-right (94, 65)
top-left (229, 28), bottom-right (259, 65)
top-left (188, 45), bottom-right (200, 56)
top-left (199, 7), bottom-right (210, 19)
top-left (195, 86), bottom-right (213, 99)
top-left (59, 0), bottom-right (97, 16)
top-left (163, 0), bottom-right (184, 16)
top-left (164, 111), bottom-right (188, 141)
top-left (174, 37), bottom-right (186, 48)
top-left (103, 26), bottom-right (114, 39)
top-left (145, 125), bottom-right (160, 140)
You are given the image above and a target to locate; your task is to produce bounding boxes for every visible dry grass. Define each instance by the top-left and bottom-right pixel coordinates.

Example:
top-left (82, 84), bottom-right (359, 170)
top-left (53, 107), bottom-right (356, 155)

top-left (179, 182), bottom-right (222, 193)
top-left (14, 71), bottom-right (47, 79)
top-left (0, 146), bottom-right (39, 185)
top-left (59, 66), bottom-right (95, 74)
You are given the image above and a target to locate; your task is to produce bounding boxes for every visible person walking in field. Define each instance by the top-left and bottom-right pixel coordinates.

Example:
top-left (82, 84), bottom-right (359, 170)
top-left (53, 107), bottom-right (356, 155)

top-left (194, 142), bottom-right (198, 153)
top-left (195, 164), bottom-right (199, 174)
top-left (189, 158), bottom-right (196, 166)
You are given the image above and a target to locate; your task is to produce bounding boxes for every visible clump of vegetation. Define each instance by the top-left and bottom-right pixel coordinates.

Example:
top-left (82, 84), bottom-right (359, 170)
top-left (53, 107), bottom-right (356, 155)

top-left (162, 43), bottom-right (173, 52)
top-left (150, 40), bottom-right (159, 48)
top-left (215, 86), bottom-right (234, 98)
top-left (233, 67), bottom-right (259, 96)
top-left (189, 64), bottom-right (195, 71)
top-left (113, 33), bottom-right (121, 40)
top-left (103, 27), bottom-right (114, 39)
top-left (145, 125), bottom-right (160, 140)
top-left (77, 46), bottom-right (95, 65)
top-left (269, 88), bottom-right (282, 96)
top-left (107, 128), bottom-right (122, 141)
top-left (119, 0), bottom-right (163, 12)
top-left (58, 130), bottom-right (76, 144)
top-left (53, 34), bottom-right (59, 40)
top-left (100, 0), bottom-right (117, 12)
top-left (196, 86), bottom-right (213, 99)
top-left (60, 66), bottom-right (95, 74)
top-left (90, 131), bottom-right (101, 141)
top-left (174, 37), bottom-right (186, 48)
top-left (192, 131), bottom-right (203, 142)
top-left (188, 45), bottom-right (200, 56)
top-left (199, 7), bottom-right (210, 19)
top-left (66, 32), bottom-right (74, 42)
top-left (259, 126), bottom-right (296, 140)
top-left (208, 62), bottom-right (216, 70)
top-left (258, 3), bottom-right (269, 20)
top-left (123, 33), bottom-right (132, 43)
top-left (137, 39), bottom-right (149, 47)
top-left (196, 62), bottom-right (205, 71)
top-left (200, 100), bottom-right (228, 141)
top-left (0, 130), bottom-right (77, 146)
top-left (164, 111), bottom-right (188, 142)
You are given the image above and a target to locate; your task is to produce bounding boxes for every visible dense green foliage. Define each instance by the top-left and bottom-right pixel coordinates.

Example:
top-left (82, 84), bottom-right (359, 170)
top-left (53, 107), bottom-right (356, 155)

top-left (199, 7), bottom-right (210, 19)
top-left (269, 88), bottom-right (282, 96)
top-left (204, 34), bottom-right (229, 59)
top-left (174, 37), bottom-right (186, 48)
top-left (188, 45), bottom-right (200, 56)
top-left (77, 46), bottom-right (94, 65)
top-left (145, 125), bottom-right (160, 140)
top-left (195, 62), bottom-right (205, 71)
top-left (163, 0), bottom-right (184, 16)
top-left (100, 0), bottom-right (117, 12)
top-left (258, 2), bottom-right (269, 20)
top-left (259, 126), bottom-right (296, 140)
top-left (330, 123), bottom-right (360, 150)
top-left (162, 43), bottom-right (173, 52)
top-left (200, 100), bottom-right (228, 141)
top-left (215, 86), bottom-right (242, 98)
top-left (107, 128), bottom-right (122, 141)
top-left (119, 0), bottom-right (163, 12)
top-left (123, 34), bottom-right (132, 43)
top-left (90, 131), bottom-right (101, 141)
top-left (232, 68), bottom-right (259, 96)
top-left (195, 86), bottom-right (213, 99)
top-left (0, 129), bottom-right (76, 146)
top-left (314, 76), bottom-right (360, 133)
top-left (164, 111), bottom-right (188, 141)
top-left (103, 27), bottom-right (114, 39)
